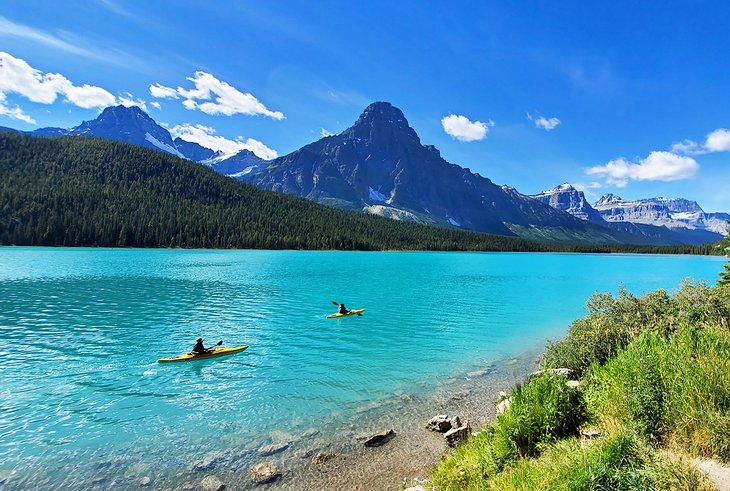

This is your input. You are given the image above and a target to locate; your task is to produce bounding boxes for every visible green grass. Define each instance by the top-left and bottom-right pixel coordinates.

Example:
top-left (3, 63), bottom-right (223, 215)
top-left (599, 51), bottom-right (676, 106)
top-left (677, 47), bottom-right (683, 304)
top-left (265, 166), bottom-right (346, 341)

top-left (426, 281), bottom-right (730, 490)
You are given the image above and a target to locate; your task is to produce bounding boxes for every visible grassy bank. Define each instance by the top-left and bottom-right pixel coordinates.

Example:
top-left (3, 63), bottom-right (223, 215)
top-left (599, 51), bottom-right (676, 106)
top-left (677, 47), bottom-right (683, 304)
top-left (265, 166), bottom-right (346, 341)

top-left (427, 279), bottom-right (730, 490)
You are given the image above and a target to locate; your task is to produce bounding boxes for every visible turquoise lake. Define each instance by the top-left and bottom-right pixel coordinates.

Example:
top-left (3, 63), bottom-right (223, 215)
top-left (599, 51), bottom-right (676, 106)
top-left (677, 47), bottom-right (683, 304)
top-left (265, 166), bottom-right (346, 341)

top-left (0, 248), bottom-right (725, 489)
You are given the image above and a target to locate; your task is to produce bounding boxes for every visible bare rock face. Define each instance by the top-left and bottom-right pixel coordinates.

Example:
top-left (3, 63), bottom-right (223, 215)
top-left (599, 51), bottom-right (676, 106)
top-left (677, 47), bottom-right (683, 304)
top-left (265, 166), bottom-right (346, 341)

top-left (363, 429), bottom-right (396, 447)
top-left (444, 421), bottom-right (471, 447)
top-left (496, 397), bottom-right (512, 415)
top-left (529, 368), bottom-right (574, 380)
top-left (251, 463), bottom-right (281, 484)
top-left (200, 476), bottom-right (225, 491)
top-left (426, 415), bottom-right (452, 433)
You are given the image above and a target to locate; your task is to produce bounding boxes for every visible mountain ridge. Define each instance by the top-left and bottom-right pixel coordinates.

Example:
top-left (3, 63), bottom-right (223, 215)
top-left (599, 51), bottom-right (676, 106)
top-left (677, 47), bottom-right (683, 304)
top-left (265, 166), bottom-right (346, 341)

top-left (531, 184), bottom-right (725, 244)
top-left (250, 102), bottom-right (621, 243)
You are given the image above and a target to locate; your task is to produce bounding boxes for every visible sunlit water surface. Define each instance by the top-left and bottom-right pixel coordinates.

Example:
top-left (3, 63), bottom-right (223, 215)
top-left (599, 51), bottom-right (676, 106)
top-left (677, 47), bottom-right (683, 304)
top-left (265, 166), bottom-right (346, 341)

top-left (0, 248), bottom-right (723, 489)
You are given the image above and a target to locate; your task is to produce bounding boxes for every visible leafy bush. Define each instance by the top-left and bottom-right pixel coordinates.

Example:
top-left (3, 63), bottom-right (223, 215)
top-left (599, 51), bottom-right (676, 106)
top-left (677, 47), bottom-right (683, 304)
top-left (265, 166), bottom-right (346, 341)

top-left (492, 374), bottom-right (586, 464)
top-left (542, 281), bottom-right (730, 376)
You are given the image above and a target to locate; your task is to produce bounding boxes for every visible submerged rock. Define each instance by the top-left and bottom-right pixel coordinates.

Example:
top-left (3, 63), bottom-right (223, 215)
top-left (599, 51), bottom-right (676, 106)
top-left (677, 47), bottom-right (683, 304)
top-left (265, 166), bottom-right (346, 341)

top-left (258, 442), bottom-right (289, 456)
top-left (140, 476), bottom-right (151, 486)
top-left (200, 475), bottom-right (225, 491)
top-left (190, 452), bottom-right (227, 472)
top-left (311, 452), bottom-right (339, 466)
top-left (363, 429), bottom-right (396, 447)
top-left (251, 462), bottom-right (281, 484)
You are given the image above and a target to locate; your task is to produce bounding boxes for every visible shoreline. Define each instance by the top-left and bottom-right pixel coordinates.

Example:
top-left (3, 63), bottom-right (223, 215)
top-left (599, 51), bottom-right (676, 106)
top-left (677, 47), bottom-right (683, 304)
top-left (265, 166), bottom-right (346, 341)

top-left (1, 348), bottom-right (542, 491)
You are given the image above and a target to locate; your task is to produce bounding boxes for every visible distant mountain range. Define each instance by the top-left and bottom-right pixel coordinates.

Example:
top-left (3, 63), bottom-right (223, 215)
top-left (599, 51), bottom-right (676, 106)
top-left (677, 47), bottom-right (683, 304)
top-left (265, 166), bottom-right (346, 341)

top-left (531, 184), bottom-right (727, 244)
top-left (0, 105), bottom-right (265, 178)
top-left (2, 103), bottom-right (726, 246)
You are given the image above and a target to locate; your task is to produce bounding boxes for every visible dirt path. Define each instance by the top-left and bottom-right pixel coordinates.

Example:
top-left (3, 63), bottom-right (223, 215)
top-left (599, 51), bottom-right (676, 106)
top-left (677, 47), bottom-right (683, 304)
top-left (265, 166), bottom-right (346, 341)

top-left (695, 459), bottom-right (730, 491)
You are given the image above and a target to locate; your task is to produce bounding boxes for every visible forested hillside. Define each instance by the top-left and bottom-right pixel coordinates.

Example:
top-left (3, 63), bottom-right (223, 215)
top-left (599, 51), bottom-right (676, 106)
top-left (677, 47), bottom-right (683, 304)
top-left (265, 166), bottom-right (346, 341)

top-left (0, 133), bottom-right (715, 254)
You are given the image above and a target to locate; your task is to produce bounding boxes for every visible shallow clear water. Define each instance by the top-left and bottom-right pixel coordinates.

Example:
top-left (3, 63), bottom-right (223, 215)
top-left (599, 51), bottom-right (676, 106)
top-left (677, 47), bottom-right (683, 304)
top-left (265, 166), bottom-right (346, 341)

top-left (0, 248), bottom-right (724, 488)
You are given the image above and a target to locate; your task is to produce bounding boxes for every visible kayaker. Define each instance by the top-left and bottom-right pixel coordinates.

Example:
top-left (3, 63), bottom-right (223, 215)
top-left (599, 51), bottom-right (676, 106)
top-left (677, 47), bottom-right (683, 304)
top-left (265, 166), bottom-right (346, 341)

top-left (192, 337), bottom-right (212, 354)
top-left (338, 303), bottom-right (350, 315)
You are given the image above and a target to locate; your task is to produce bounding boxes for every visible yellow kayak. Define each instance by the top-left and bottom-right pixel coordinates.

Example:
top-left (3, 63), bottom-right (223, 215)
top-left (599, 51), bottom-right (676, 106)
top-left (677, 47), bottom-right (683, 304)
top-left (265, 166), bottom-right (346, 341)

top-left (157, 346), bottom-right (248, 363)
top-left (326, 308), bottom-right (365, 318)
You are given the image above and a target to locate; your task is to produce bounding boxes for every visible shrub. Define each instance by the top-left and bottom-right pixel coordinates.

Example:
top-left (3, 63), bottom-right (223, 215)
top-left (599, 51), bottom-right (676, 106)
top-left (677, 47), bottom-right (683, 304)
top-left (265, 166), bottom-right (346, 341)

top-left (492, 373), bottom-right (587, 465)
top-left (542, 281), bottom-right (730, 376)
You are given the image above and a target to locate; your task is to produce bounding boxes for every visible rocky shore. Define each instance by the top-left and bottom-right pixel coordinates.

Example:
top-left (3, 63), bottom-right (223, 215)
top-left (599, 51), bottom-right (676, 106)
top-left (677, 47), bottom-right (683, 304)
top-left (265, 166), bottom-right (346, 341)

top-left (1, 349), bottom-right (540, 490)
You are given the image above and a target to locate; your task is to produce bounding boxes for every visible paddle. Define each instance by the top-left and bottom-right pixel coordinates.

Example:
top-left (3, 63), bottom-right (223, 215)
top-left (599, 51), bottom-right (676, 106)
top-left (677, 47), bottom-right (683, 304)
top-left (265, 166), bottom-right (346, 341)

top-left (331, 301), bottom-right (363, 316)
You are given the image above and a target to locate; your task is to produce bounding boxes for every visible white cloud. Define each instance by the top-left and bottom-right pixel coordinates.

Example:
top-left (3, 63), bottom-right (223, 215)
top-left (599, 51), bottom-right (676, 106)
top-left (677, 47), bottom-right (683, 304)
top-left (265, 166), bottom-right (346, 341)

top-left (0, 16), bottom-right (147, 70)
top-left (587, 151), bottom-right (698, 186)
top-left (149, 83), bottom-right (178, 99)
top-left (527, 112), bottom-right (561, 131)
top-left (0, 92), bottom-right (35, 124)
top-left (118, 92), bottom-right (147, 111)
top-left (572, 181), bottom-right (604, 190)
top-left (670, 139), bottom-right (704, 155)
top-left (0, 16), bottom-right (96, 60)
top-left (0, 51), bottom-right (116, 114)
top-left (705, 128), bottom-right (730, 152)
top-left (169, 123), bottom-right (278, 160)
top-left (320, 128), bottom-right (333, 137)
top-left (150, 101), bottom-right (161, 110)
top-left (535, 116), bottom-right (561, 130)
top-left (150, 72), bottom-right (284, 120)
top-left (441, 114), bottom-right (493, 142)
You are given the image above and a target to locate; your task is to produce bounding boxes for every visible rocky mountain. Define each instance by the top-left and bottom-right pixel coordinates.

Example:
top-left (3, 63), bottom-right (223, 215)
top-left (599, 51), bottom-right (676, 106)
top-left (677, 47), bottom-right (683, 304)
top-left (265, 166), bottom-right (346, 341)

top-left (531, 184), bottom-right (604, 222)
top-left (210, 149), bottom-right (266, 178)
top-left (173, 137), bottom-right (216, 162)
top-left (0, 105), bottom-right (264, 176)
top-left (593, 194), bottom-right (728, 236)
top-left (249, 102), bottom-right (619, 243)
top-left (531, 184), bottom-right (725, 244)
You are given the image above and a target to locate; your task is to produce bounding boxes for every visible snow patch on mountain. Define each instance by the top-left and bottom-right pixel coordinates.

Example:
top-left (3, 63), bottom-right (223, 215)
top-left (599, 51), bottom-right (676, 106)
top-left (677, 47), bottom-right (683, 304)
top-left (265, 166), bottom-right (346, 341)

top-left (368, 186), bottom-right (389, 203)
top-left (144, 132), bottom-right (185, 158)
top-left (364, 205), bottom-right (427, 223)
top-left (593, 194), bottom-right (728, 235)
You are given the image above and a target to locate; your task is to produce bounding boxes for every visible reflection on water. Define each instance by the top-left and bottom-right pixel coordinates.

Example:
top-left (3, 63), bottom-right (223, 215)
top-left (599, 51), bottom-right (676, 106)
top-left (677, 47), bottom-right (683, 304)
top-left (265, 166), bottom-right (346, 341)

top-left (0, 248), bottom-right (723, 489)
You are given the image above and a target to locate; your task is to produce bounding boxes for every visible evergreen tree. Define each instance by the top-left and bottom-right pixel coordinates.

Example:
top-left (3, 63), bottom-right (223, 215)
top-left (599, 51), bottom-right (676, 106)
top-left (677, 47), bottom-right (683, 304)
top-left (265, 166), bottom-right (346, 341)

top-left (0, 131), bottom-right (718, 254)
top-left (719, 221), bottom-right (730, 286)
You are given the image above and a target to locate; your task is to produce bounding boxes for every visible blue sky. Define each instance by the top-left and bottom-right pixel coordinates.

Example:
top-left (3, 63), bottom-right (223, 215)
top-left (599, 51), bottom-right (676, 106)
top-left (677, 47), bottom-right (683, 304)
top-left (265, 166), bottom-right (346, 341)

top-left (1, 1), bottom-right (729, 211)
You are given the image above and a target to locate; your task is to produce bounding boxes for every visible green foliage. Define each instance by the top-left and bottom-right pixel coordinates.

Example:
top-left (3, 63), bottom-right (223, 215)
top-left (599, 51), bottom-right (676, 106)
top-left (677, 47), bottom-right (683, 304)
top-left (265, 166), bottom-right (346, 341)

top-left (492, 374), bottom-right (586, 464)
top-left (541, 280), bottom-right (730, 376)
top-left (487, 432), bottom-right (711, 491)
top-left (430, 279), bottom-right (729, 489)
top-left (0, 132), bottom-right (718, 252)
top-left (429, 374), bottom-right (586, 488)
top-left (719, 223), bottom-right (730, 285)
top-left (585, 326), bottom-right (730, 460)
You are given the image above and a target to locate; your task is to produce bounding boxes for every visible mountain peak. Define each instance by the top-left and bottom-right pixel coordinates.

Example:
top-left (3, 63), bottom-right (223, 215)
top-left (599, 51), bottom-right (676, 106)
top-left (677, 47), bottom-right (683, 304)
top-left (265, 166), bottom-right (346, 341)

top-left (594, 193), bottom-right (623, 207)
top-left (357, 101), bottom-right (406, 122)
top-left (347, 101), bottom-right (419, 142)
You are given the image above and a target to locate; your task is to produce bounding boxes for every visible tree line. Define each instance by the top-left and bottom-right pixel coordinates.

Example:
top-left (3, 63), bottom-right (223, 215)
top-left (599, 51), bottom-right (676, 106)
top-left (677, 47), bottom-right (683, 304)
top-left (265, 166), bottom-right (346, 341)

top-left (0, 132), bottom-right (719, 255)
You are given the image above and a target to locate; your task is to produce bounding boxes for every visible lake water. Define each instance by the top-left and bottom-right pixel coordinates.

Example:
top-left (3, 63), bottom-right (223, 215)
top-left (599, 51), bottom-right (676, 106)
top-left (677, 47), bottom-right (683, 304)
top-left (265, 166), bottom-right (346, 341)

top-left (0, 248), bottom-right (724, 489)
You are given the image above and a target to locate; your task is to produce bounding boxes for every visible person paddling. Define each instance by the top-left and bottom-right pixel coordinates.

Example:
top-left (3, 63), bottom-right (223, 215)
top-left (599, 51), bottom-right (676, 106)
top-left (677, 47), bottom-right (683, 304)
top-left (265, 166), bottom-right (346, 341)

top-left (192, 337), bottom-right (213, 354)
top-left (338, 303), bottom-right (350, 315)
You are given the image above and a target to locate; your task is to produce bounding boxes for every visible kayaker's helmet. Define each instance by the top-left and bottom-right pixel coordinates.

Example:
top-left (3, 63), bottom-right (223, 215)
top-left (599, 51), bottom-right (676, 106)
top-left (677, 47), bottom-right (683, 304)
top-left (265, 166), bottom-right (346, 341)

top-left (196, 337), bottom-right (203, 342)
